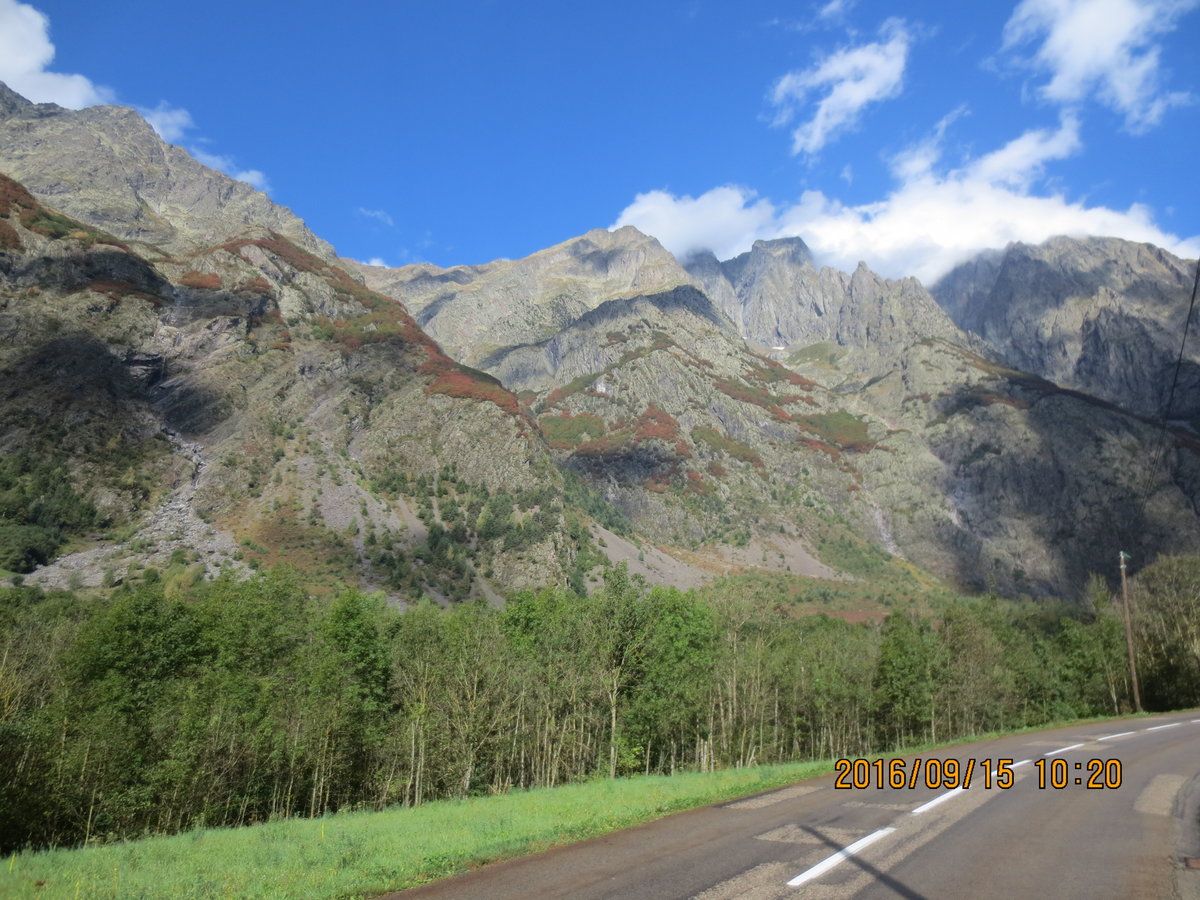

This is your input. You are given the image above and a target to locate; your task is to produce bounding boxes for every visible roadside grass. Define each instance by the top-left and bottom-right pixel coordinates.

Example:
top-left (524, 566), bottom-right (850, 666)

top-left (0, 712), bottom-right (1149, 899)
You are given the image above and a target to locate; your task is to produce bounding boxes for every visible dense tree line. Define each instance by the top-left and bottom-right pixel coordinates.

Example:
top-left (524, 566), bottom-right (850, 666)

top-left (0, 453), bottom-right (97, 573)
top-left (1, 557), bottom-right (1197, 852)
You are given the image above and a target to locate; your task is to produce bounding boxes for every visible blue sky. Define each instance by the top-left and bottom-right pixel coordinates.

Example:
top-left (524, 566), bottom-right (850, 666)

top-left (1, 0), bottom-right (1196, 281)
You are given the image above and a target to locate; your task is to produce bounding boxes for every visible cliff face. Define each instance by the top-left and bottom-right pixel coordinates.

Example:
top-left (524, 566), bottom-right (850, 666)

top-left (932, 236), bottom-right (1200, 419)
top-left (365, 228), bottom-right (1200, 599)
top-left (0, 82), bottom-right (331, 257)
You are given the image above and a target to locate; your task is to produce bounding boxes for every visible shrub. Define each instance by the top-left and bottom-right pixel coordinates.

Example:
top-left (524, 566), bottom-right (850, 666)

top-left (178, 271), bottom-right (222, 290)
top-left (691, 426), bottom-right (764, 470)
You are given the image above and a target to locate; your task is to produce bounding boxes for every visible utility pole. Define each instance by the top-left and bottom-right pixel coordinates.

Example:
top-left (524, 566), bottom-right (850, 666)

top-left (1118, 551), bottom-right (1143, 713)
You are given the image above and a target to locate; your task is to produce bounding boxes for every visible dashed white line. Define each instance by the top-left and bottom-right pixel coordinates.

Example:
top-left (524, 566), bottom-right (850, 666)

top-left (1044, 743), bottom-right (1085, 756)
top-left (786, 828), bottom-right (896, 887)
top-left (911, 787), bottom-right (965, 816)
top-left (782, 719), bottom-right (1194, 888)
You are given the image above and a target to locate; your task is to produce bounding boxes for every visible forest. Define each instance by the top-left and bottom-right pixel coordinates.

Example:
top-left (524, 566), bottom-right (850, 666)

top-left (1, 556), bottom-right (1198, 854)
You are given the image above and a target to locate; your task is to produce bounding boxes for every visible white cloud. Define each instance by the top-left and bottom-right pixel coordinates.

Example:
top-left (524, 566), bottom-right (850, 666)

top-left (357, 207), bottom-right (395, 227)
top-left (190, 148), bottom-right (271, 193)
top-left (1002, 0), bottom-right (1198, 131)
top-left (615, 114), bottom-right (1197, 284)
top-left (771, 19), bottom-right (910, 156)
top-left (816, 0), bottom-right (854, 21)
top-left (234, 169), bottom-right (269, 191)
top-left (139, 102), bottom-right (194, 143)
top-left (364, 257), bottom-right (390, 267)
top-left (614, 186), bottom-right (779, 261)
top-left (0, 2), bottom-right (270, 193)
top-left (0, 0), bottom-right (112, 107)
top-left (959, 113), bottom-right (1081, 188)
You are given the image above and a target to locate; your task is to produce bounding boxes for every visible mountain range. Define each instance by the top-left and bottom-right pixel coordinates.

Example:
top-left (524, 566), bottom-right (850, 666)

top-left (1, 81), bottom-right (1197, 602)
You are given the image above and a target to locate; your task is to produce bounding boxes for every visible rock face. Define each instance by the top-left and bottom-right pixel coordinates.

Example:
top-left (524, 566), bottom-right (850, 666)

top-left (354, 226), bottom-right (691, 368)
top-left (2, 81), bottom-right (1197, 601)
top-left (0, 82), bottom-right (331, 257)
top-left (932, 236), bottom-right (1200, 419)
top-left (0, 169), bottom-right (578, 601)
top-left (685, 238), bottom-right (963, 371)
top-left (364, 226), bottom-right (1200, 599)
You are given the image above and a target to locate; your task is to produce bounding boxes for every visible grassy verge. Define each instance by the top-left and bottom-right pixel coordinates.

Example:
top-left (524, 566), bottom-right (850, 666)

top-left (0, 713), bottom-right (1146, 899)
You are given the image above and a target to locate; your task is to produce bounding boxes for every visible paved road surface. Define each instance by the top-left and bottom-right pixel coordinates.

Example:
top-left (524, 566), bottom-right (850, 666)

top-left (396, 712), bottom-right (1200, 899)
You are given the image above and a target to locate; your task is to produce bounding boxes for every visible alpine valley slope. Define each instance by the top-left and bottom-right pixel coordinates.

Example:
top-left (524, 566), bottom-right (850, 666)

top-left (2, 81), bottom-right (1198, 600)
top-left (0, 84), bottom-right (612, 601)
top-left (360, 230), bottom-right (1200, 598)
top-left (932, 236), bottom-right (1200, 420)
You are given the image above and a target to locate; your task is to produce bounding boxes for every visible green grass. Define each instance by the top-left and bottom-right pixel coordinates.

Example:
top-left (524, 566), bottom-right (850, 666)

top-left (0, 762), bottom-right (833, 899)
top-left (0, 711), bottom-right (1154, 900)
top-left (538, 412), bottom-right (608, 448)
top-left (794, 412), bottom-right (874, 451)
top-left (787, 341), bottom-right (845, 368)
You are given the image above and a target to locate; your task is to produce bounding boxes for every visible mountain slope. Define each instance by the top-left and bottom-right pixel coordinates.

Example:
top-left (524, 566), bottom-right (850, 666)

top-left (0, 170), bottom-right (591, 599)
top-left (0, 82), bottom-right (331, 257)
top-left (363, 228), bottom-right (1200, 598)
top-left (685, 237), bottom-right (963, 372)
top-left (353, 226), bottom-right (692, 368)
top-left (932, 236), bottom-right (1200, 420)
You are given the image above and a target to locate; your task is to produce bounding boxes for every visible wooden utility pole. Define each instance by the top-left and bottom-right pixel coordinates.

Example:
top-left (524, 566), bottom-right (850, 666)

top-left (1118, 551), bottom-right (1142, 713)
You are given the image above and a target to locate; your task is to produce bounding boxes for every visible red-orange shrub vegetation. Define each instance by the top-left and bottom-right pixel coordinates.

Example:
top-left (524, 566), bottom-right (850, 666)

top-left (634, 405), bottom-right (682, 442)
top-left (420, 354), bottom-right (522, 417)
top-left (239, 276), bottom-right (274, 295)
top-left (0, 220), bottom-right (20, 250)
top-left (798, 436), bottom-right (843, 461)
top-left (86, 279), bottom-right (161, 305)
top-left (685, 469), bottom-right (713, 495)
top-left (179, 271), bottom-right (222, 290)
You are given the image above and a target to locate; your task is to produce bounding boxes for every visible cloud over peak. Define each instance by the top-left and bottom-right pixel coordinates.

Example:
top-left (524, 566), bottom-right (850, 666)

top-left (0, 0), bottom-right (111, 108)
top-left (139, 102), bottom-right (195, 143)
top-left (615, 113), bottom-right (1195, 285)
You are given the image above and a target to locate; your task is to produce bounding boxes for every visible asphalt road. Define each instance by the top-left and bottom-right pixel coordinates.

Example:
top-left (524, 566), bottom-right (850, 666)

top-left (396, 712), bottom-right (1200, 899)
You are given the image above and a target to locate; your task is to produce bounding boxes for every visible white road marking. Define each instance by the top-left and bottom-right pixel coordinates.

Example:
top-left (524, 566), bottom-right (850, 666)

top-left (786, 828), bottom-right (896, 887)
top-left (910, 787), bottom-right (965, 816)
top-left (1098, 731), bottom-right (1137, 741)
top-left (1044, 743), bottom-right (1085, 756)
top-left (1145, 722), bottom-right (1180, 732)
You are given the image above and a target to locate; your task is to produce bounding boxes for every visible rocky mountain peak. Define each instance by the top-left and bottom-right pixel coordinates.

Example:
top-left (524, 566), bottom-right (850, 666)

top-left (0, 82), bottom-right (31, 118)
top-left (750, 235), bottom-right (814, 266)
top-left (0, 83), bottom-right (333, 258)
top-left (358, 224), bottom-right (693, 367)
top-left (932, 235), bottom-right (1200, 417)
top-left (0, 81), bottom-right (60, 122)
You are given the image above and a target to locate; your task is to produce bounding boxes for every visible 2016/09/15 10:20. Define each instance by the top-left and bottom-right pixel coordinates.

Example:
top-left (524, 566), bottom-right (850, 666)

top-left (832, 757), bottom-right (1123, 791)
